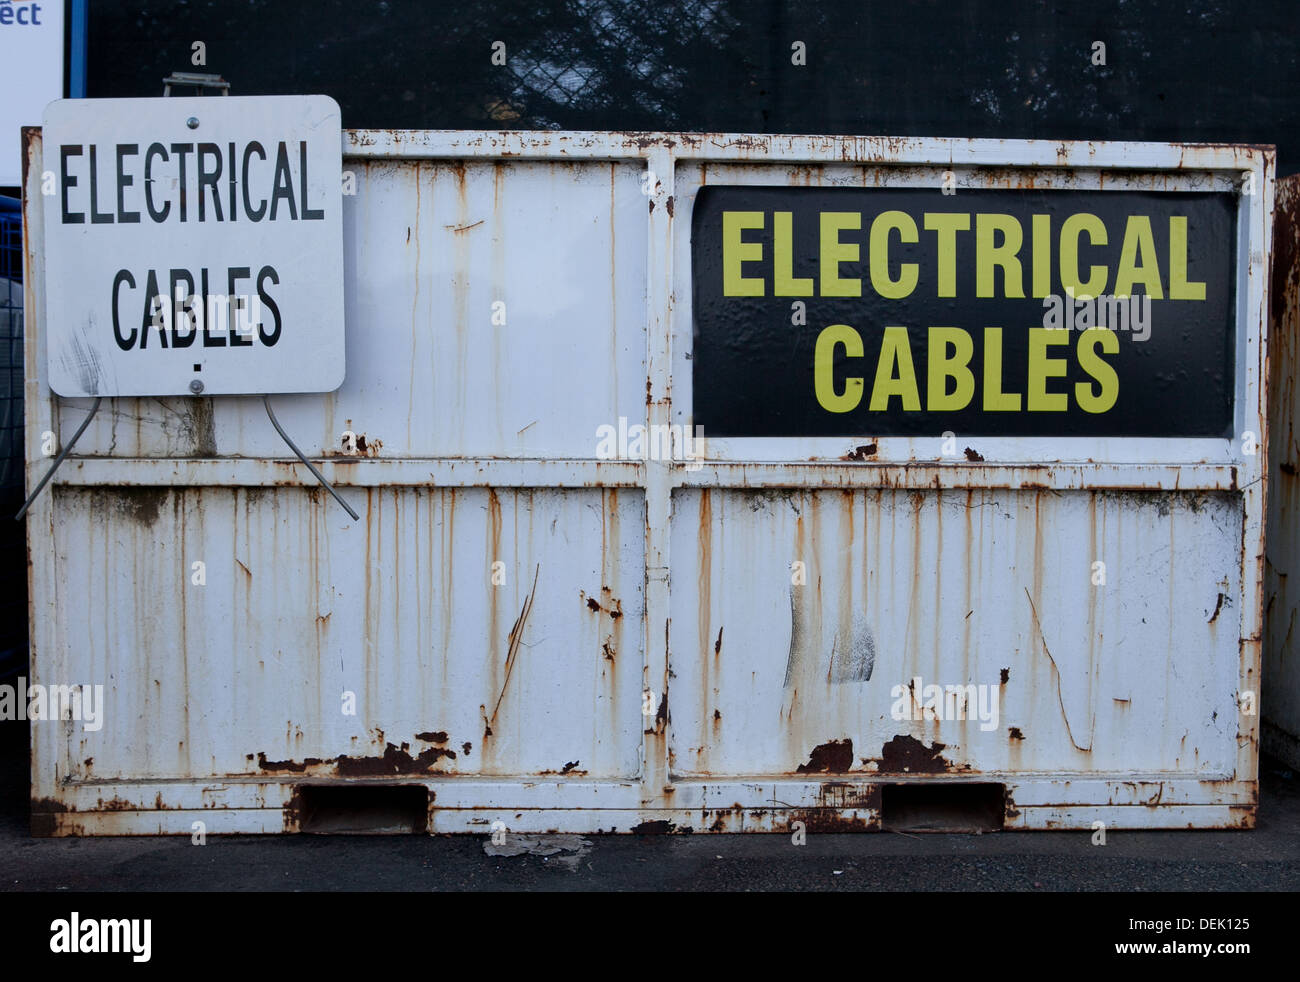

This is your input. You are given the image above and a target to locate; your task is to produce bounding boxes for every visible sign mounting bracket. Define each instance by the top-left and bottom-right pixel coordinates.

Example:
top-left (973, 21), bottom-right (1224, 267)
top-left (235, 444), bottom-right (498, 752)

top-left (162, 72), bottom-right (230, 97)
top-left (262, 395), bottom-right (359, 521)
top-left (15, 399), bottom-right (101, 520)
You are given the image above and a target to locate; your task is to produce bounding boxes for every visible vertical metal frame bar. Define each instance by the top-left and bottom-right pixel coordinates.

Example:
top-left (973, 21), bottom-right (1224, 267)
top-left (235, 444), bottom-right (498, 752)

top-left (642, 148), bottom-right (674, 807)
top-left (21, 130), bottom-right (64, 820)
top-left (1235, 150), bottom-right (1275, 805)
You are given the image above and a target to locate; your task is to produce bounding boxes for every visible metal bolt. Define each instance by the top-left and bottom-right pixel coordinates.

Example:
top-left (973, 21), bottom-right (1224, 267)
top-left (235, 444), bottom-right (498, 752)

top-left (189, 379), bottom-right (204, 394)
top-left (187, 117), bottom-right (199, 129)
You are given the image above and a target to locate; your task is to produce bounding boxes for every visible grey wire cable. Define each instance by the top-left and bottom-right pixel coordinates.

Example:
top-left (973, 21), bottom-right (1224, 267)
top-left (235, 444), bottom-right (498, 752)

top-left (16, 398), bottom-right (102, 520)
top-left (262, 394), bottom-right (360, 521)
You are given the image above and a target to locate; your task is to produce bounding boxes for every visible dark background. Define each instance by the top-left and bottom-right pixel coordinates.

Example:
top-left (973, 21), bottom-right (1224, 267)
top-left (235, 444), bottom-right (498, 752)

top-left (80, 0), bottom-right (1299, 173)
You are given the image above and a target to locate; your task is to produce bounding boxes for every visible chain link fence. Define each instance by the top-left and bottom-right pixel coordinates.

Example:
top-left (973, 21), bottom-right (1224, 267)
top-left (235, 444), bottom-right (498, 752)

top-left (0, 195), bottom-right (26, 681)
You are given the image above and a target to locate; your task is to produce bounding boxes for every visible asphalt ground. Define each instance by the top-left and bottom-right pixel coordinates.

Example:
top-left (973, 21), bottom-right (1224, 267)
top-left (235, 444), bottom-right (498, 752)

top-left (1, 719), bottom-right (1297, 893)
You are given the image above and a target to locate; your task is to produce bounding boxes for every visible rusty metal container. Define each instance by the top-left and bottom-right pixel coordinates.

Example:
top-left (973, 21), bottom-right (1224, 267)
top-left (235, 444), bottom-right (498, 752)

top-left (1266, 174), bottom-right (1300, 771)
top-left (22, 129), bottom-right (1273, 833)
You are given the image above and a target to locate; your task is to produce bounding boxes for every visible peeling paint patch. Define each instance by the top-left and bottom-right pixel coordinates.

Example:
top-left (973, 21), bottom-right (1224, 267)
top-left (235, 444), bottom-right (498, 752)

top-left (797, 739), bottom-right (855, 773)
top-left (335, 743), bottom-right (455, 776)
top-left (842, 443), bottom-right (878, 461)
top-left (632, 819), bottom-right (674, 834)
top-left (582, 589), bottom-right (624, 618)
top-left (257, 752), bottom-right (323, 773)
top-left (878, 735), bottom-right (951, 773)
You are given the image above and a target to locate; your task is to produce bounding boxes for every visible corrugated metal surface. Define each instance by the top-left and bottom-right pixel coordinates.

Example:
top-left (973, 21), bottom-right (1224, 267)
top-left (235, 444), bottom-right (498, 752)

top-left (23, 129), bottom-right (1272, 834)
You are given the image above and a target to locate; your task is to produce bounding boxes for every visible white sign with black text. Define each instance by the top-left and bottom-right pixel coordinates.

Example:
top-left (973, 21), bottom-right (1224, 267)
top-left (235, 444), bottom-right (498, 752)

top-left (41, 95), bottom-right (345, 396)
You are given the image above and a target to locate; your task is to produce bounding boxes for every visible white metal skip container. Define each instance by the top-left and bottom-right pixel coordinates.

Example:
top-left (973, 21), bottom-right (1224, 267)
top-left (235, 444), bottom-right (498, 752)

top-left (22, 126), bottom-right (1273, 834)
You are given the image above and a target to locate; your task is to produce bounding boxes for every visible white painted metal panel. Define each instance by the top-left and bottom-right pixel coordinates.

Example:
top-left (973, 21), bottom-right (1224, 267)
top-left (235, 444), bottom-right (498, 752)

top-left (63, 159), bottom-right (648, 457)
top-left (51, 486), bottom-right (645, 781)
top-left (670, 488), bottom-right (1242, 778)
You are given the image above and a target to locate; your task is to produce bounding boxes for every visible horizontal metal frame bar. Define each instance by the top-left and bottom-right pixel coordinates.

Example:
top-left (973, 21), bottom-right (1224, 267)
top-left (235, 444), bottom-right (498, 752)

top-left (45, 458), bottom-right (1241, 492)
top-left (344, 130), bottom-right (1272, 173)
top-left (50, 773), bottom-right (1251, 811)
top-left (38, 803), bottom-right (1255, 835)
top-left (675, 462), bottom-right (1240, 491)
top-left (49, 457), bottom-right (645, 488)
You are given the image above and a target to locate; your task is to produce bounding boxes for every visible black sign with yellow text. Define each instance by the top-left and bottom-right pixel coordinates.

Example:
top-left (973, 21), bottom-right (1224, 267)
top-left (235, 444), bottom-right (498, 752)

top-left (691, 186), bottom-right (1237, 437)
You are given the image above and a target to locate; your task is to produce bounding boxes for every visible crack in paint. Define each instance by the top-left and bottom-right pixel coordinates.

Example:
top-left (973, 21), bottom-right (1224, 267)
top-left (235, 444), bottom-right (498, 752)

top-left (1025, 587), bottom-right (1093, 752)
top-left (490, 563), bottom-right (539, 725)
